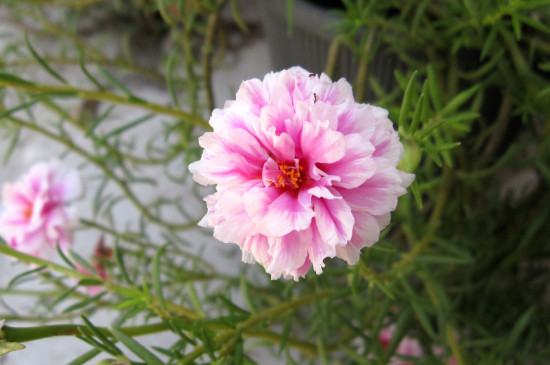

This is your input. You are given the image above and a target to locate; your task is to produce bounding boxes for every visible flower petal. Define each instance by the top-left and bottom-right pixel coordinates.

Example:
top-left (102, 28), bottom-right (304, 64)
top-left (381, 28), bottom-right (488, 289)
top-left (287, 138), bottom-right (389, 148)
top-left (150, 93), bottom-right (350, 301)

top-left (300, 119), bottom-right (346, 164)
top-left (266, 229), bottom-right (311, 280)
top-left (245, 187), bottom-right (314, 237)
top-left (312, 195), bottom-right (354, 247)
top-left (324, 133), bottom-right (376, 189)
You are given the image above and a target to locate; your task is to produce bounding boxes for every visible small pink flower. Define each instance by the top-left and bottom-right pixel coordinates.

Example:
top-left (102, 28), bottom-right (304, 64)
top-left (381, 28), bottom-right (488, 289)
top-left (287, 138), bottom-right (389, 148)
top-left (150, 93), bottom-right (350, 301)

top-left (190, 67), bottom-right (413, 280)
top-left (75, 237), bottom-right (111, 296)
top-left (379, 324), bottom-right (423, 365)
top-left (0, 160), bottom-right (81, 258)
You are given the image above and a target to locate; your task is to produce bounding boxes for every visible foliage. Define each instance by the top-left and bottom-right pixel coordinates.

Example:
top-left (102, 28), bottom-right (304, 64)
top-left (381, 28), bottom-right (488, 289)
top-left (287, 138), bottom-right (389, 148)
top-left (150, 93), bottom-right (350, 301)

top-left (0, 0), bottom-right (549, 364)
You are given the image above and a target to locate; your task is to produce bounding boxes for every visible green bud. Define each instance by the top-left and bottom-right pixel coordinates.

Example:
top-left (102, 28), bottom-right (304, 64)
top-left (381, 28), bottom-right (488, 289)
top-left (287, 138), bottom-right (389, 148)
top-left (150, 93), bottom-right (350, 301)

top-left (398, 139), bottom-right (422, 173)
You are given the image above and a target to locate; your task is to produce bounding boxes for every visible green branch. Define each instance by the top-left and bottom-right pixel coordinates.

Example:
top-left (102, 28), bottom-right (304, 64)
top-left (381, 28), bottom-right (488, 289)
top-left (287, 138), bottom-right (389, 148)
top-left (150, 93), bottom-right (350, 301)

top-left (0, 75), bottom-right (211, 130)
top-left (1, 322), bottom-right (166, 343)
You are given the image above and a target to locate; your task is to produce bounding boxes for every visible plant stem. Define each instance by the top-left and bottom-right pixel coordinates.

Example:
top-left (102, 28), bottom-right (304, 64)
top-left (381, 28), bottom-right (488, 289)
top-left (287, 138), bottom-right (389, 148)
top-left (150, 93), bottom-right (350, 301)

top-left (325, 36), bottom-right (343, 79)
top-left (0, 78), bottom-right (210, 130)
top-left (177, 291), bottom-right (335, 364)
top-left (1, 322), bottom-right (166, 343)
top-left (0, 243), bottom-right (200, 319)
top-left (202, 3), bottom-right (223, 111)
top-left (354, 29), bottom-right (376, 102)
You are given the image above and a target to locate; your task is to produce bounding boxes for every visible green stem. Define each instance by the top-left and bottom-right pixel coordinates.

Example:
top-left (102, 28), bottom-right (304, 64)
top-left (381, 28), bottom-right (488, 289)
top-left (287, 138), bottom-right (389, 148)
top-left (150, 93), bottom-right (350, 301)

top-left (393, 166), bottom-right (453, 269)
top-left (0, 244), bottom-right (200, 319)
top-left (2, 322), bottom-right (166, 343)
top-left (482, 95), bottom-right (512, 159)
top-left (0, 78), bottom-right (210, 130)
top-left (354, 29), bottom-right (376, 102)
top-left (202, 4), bottom-right (223, 111)
top-left (178, 291), bottom-right (334, 364)
top-left (325, 36), bottom-right (343, 79)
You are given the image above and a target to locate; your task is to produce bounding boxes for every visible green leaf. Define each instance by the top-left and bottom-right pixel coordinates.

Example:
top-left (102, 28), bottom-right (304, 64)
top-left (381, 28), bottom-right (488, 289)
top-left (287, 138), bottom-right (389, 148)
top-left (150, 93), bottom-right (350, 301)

top-left (85, 105), bottom-right (115, 137)
top-left (103, 113), bottom-right (155, 140)
top-left (114, 239), bottom-right (133, 286)
top-left (0, 340), bottom-right (25, 358)
top-left (96, 64), bottom-right (133, 96)
top-left (48, 286), bottom-right (78, 310)
top-left (409, 93), bottom-right (424, 133)
top-left (418, 112), bottom-right (478, 140)
top-left (427, 65), bottom-right (442, 112)
top-left (316, 335), bottom-right (329, 365)
top-left (152, 244), bottom-right (168, 311)
top-left (422, 142), bottom-right (461, 153)
top-left (62, 291), bottom-right (107, 313)
top-left (110, 326), bottom-right (164, 365)
top-left (8, 265), bottom-right (46, 288)
top-left (234, 335), bottom-right (244, 365)
top-left (78, 48), bottom-right (104, 91)
top-left (240, 274), bottom-right (257, 314)
top-left (506, 306), bottom-right (535, 350)
top-left (440, 85), bottom-right (479, 117)
top-left (81, 315), bottom-right (121, 356)
top-left (286, 0), bottom-right (294, 37)
top-left (66, 348), bottom-right (101, 365)
top-left (187, 282), bottom-right (204, 316)
top-left (24, 32), bottom-right (67, 84)
top-left (199, 328), bottom-right (217, 362)
top-left (231, 0), bottom-right (249, 33)
top-left (2, 128), bottom-right (20, 166)
top-left (398, 70), bottom-right (418, 132)
top-left (400, 277), bottom-right (436, 340)
top-left (511, 12), bottom-right (521, 40)
top-left (68, 249), bottom-right (97, 276)
top-left (279, 313), bottom-right (293, 354)
top-left (0, 97), bottom-right (43, 119)
top-left (57, 241), bottom-right (76, 269)
top-left (0, 71), bottom-right (36, 86)
top-left (165, 48), bottom-right (180, 108)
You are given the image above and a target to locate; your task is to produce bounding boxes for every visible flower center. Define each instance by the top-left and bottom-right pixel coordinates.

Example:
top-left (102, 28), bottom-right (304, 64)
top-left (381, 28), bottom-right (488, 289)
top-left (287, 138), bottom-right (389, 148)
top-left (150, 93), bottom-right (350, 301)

top-left (272, 164), bottom-right (304, 189)
top-left (23, 204), bottom-right (33, 219)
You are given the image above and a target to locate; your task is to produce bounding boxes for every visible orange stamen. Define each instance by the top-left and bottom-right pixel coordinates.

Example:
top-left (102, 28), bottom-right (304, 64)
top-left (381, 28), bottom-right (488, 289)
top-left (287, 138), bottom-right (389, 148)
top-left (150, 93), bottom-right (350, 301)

top-left (272, 164), bottom-right (304, 189)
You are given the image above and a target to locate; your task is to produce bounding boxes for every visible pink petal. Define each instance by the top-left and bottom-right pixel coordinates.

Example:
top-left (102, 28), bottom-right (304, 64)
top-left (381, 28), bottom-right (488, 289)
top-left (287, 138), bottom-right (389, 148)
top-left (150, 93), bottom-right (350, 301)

top-left (340, 163), bottom-right (406, 215)
top-left (300, 119), bottom-right (346, 164)
top-left (336, 210), bottom-right (381, 264)
top-left (207, 191), bottom-right (257, 244)
top-left (190, 129), bottom-right (269, 187)
top-left (310, 101), bottom-right (339, 130)
top-left (324, 133), bottom-right (376, 189)
top-left (244, 187), bottom-right (314, 237)
top-left (308, 223), bottom-right (336, 273)
top-left (312, 195), bottom-right (354, 247)
top-left (266, 229), bottom-right (310, 280)
top-left (235, 78), bottom-right (267, 115)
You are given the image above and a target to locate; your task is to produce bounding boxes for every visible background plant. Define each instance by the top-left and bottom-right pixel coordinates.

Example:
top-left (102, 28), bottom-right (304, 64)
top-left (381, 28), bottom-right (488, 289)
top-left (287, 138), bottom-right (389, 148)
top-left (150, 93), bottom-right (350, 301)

top-left (0, 0), bottom-right (549, 364)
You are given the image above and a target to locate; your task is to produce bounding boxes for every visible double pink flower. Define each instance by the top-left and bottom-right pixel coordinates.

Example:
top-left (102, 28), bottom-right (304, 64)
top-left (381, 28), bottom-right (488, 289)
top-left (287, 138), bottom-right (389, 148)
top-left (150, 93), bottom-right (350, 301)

top-left (0, 161), bottom-right (81, 258)
top-left (190, 67), bottom-right (413, 279)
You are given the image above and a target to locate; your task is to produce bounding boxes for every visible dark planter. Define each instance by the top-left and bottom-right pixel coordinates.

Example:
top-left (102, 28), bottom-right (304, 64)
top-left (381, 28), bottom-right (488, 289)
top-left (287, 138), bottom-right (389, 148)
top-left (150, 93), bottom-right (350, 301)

top-left (257, 0), bottom-right (402, 99)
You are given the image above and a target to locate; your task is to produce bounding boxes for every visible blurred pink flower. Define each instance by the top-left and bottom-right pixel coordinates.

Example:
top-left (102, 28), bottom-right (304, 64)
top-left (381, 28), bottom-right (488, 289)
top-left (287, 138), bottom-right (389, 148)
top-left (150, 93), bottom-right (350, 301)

top-left (379, 324), bottom-right (423, 365)
top-left (190, 67), bottom-right (413, 280)
top-left (0, 160), bottom-right (81, 258)
top-left (379, 324), bottom-right (457, 365)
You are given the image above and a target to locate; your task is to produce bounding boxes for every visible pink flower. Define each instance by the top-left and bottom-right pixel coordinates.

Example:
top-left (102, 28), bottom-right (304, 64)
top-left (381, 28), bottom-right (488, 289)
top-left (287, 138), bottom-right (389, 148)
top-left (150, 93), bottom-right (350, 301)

top-left (0, 160), bottom-right (81, 258)
top-left (379, 324), bottom-right (457, 365)
top-left (190, 67), bottom-right (413, 280)
top-left (379, 324), bottom-right (423, 365)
